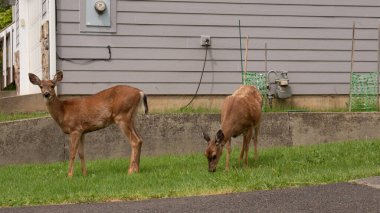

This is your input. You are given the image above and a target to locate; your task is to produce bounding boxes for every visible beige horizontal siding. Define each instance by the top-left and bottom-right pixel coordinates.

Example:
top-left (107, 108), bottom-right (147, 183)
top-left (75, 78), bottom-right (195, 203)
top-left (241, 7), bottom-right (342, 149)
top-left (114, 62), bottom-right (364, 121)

top-left (58, 60), bottom-right (379, 73)
top-left (56, 0), bottom-right (380, 95)
top-left (61, 70), bottom-right (351, 84)
top-left (58, 36), bottom-right (378, 50)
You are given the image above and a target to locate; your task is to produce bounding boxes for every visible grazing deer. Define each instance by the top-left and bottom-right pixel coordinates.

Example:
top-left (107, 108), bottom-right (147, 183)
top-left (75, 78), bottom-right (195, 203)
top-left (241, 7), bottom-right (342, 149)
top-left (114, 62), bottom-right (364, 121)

top-left (203, 85), bottom-right (262, 172)
top-left (28, 71), bottom-right (148, 177)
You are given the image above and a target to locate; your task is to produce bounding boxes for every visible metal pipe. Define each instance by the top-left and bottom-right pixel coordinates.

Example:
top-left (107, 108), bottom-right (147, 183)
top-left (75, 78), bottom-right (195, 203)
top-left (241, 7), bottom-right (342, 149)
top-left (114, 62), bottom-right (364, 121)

top-left (377, 20), bottom-right (380, 111)
top-left (265, 43), bottom-right (268, 73)
top-left (266, 70), bottom-right (277, 109)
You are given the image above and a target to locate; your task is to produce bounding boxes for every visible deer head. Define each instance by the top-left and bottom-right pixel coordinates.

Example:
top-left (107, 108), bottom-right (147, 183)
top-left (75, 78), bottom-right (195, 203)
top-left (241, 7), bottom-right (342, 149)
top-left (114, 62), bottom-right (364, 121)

top-left (28, 71), bottom-right (63, 101)
top-left (203, 129), bottom-right (225, 172)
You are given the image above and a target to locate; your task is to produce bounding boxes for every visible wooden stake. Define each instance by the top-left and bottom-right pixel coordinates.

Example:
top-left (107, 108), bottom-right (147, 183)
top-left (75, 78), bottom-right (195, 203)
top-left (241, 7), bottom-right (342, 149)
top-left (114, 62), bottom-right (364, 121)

top-left (265, 43), bottom-right (268, 73)
top-left (244, 36), bottom-right (249, 84)
top-left (349, 21), bottom-right (356, 112)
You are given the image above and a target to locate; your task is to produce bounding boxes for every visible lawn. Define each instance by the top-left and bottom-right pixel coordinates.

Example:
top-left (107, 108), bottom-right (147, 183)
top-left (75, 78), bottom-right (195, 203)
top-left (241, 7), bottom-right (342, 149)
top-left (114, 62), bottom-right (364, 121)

top-left (0, 140), bottom-right (379, 207)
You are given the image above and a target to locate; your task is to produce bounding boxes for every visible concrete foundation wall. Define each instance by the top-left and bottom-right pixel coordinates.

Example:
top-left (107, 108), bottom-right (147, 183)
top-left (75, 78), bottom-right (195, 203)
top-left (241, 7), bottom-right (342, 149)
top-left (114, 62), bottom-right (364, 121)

top-left (0, 94), bottom-right (357, 114)
top-left (1, 113), bottom-right (380, 166)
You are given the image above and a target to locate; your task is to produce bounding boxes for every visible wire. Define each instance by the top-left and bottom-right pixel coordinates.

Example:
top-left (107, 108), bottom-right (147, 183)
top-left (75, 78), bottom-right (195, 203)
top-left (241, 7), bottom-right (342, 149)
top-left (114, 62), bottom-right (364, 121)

top-left (181, 45), bottom-right (209, 109)
top-left (57, 45), bottom-right (112, 63)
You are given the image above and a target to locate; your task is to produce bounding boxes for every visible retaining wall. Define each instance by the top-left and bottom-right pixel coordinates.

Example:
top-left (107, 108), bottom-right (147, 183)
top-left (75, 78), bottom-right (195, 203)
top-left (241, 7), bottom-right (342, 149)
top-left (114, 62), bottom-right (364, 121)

top-left (1, 113), bottom-right (380, 165)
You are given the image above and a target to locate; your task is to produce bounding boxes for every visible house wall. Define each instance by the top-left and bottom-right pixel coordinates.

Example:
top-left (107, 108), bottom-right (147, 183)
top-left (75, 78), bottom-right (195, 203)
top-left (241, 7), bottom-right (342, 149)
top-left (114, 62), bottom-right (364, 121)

top-left (56, 0), bottom-right (380, 96)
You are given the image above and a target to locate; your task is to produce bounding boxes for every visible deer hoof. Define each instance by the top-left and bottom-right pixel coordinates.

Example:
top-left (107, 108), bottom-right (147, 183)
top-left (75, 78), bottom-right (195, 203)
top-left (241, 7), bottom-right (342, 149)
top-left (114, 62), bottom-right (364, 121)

top-left (128, 167), bottom-right (139, 174)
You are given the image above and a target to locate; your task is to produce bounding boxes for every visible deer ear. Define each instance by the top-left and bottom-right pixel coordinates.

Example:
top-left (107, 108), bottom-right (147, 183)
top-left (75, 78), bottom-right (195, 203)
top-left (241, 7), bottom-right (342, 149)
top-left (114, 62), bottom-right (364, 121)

top-left (215, 129), bottom-right (224, 145)
top-left (28, 73), bottom-right (41, 85)
top-left (52, 71), bottom-right (63, 84)
top-left (202, 132), bottom-right (211, 142)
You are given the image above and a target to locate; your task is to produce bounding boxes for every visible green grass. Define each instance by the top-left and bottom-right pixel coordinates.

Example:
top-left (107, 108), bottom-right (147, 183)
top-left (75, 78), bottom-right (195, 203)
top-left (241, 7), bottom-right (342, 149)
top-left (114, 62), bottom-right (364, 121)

top-left (152, 106), bottom-right (358, 114)
top-left (0, 112), bottom-right (50, 122)
top-left (0, 107), bottom-right (373, 123)
top-left (153, 106), bottom-right (221, 114)
top-left (263, 106), bottom-right (309, 112)
top-left (0, 107), bottom-right (220, 122)
top-left (0, 140), bottom-right (379, 207)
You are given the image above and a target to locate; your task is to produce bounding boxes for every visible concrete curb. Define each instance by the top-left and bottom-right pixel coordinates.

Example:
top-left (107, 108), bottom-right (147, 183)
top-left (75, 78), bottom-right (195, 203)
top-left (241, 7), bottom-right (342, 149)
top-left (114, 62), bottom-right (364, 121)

top-left (352, 176), bottom-right (380, 189)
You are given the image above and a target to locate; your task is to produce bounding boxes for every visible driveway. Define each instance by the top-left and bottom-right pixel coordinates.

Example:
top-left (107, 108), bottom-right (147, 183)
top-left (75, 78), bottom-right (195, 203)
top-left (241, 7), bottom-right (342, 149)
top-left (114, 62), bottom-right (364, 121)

top-left (1, 177), bottom-right (380, 213)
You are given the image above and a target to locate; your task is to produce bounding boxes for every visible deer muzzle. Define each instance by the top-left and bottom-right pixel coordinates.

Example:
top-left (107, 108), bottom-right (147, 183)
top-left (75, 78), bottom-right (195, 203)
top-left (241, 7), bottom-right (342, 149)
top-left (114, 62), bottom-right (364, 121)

top-left (43, 92), bottom-right (51, 98)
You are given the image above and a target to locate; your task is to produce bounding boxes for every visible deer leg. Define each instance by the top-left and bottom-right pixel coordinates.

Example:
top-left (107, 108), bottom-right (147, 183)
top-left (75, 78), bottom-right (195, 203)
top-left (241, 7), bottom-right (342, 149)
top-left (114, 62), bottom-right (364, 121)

top-left (129, 125), bottom-right (143, 173)
top-left (78, 134), bottom-right (87, 176)
top-left (68, 131), bottom-right (81, 177)
top-left (239, 138), bottom-right (246, 167)
top-left (243, 128), bottom-right (253, 167)
top-left (118, 119), bottom-right (143, 174)
top-left (253, 125), bottom-right (260, 161)
top-left (225, 139), bottom-right (231, 171)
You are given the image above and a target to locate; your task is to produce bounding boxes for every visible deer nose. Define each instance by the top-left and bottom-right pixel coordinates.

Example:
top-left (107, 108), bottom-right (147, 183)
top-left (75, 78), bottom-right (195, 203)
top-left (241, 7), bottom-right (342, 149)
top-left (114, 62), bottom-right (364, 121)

top-left (43, 92), bottom-right (50, 98)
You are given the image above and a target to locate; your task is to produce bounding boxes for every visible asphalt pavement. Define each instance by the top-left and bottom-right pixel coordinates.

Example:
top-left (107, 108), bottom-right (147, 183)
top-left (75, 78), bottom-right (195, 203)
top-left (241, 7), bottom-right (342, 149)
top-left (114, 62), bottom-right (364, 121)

top-left (1, 177), bottom-right (380, 213)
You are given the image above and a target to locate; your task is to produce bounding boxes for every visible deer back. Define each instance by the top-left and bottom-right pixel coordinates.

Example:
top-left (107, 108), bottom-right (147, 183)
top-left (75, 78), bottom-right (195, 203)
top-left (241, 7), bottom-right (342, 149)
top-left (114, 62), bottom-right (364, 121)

top-left (220, 85), bottom-right (262, 138)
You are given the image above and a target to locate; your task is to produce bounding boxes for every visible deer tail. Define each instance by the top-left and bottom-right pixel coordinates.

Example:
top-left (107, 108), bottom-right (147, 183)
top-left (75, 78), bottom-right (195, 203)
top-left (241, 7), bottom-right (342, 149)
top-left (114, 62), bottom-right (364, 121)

top-left (140, 91), bottom-right (148, 114)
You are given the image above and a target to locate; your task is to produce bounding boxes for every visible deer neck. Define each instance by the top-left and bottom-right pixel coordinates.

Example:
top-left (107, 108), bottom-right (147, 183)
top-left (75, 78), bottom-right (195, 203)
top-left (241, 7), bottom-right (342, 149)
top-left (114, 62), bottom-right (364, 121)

top-left (46, 95), bottom-right (64, 125)
top-left (220, 125), bottom-right (236, 145)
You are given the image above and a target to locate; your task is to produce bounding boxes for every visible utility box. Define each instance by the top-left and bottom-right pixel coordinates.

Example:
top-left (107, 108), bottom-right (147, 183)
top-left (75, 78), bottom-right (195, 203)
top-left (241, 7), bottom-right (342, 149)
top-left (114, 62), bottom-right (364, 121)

top-left (267, 70), bottom-right (292, 108)
top-left (80, 0), bottom-right (116, 33)
top-left (86, 0), bottom-right (110, 26)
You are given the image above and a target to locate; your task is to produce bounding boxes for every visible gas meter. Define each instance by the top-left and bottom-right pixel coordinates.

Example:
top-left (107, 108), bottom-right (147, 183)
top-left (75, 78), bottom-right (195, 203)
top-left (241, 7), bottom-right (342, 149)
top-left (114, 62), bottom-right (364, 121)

top-left (274, 71), bottom-right (291, 99)
top-left (267, 70), bottom-right (292, 108)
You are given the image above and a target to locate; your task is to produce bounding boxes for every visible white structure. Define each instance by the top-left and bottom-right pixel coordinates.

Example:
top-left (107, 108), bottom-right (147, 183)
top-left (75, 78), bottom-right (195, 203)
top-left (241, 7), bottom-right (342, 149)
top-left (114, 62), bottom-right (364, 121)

top-left (0, 21), bottom-right (15, 90)
top-left (18, 0), bottom-right (56, 95)
top-left (1, 0), bottom-right (56, 95)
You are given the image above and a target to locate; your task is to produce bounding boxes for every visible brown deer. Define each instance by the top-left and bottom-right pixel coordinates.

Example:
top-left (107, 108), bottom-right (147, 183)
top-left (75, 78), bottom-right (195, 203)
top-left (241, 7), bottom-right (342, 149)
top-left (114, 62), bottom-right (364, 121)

top-left (203, 85), bottom-right (262, 172)
top-left (28, 71), bottom-right (148, 177)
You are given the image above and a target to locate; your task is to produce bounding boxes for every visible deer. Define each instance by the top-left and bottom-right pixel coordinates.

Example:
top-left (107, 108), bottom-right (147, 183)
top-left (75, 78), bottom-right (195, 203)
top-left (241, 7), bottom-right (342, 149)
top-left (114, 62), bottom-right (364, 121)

top-left (202, 85), bottom-right (262, 172)
top-left (28, 71), bottom-right (148, 177)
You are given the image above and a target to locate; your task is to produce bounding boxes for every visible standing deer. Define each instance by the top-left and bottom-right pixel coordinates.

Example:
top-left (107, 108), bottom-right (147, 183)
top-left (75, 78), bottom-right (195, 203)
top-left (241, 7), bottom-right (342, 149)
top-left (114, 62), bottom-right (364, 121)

top-left (28, 71), bottom-right (148, 177)
top-left (203, 85), bottom-right (262, 172)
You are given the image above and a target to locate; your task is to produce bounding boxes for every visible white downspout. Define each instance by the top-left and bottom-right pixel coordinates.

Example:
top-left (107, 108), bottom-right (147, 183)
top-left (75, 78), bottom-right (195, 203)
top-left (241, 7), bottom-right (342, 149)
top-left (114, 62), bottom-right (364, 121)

top-left (49, 0), bottom-right (56, 86)
top-left (18, 0), bottom-right (29, 95)
top-left (2, 34), bottom-right (6, 88)
top-left (9, 28), bottom-right (13, 83)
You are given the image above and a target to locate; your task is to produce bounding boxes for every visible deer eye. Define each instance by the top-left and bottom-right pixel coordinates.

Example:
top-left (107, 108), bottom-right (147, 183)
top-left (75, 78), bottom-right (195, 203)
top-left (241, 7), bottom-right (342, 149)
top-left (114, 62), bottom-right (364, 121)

top-left (39, 85), bottom-right (42, 89)
top-left (50, 85), bottom-right (55, 89)
top-left (207, 155), bottom-right (216, 161)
